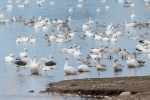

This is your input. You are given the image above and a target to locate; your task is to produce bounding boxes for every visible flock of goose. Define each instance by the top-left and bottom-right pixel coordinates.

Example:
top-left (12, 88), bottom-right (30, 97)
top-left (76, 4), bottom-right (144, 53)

top-left (2, 0), bottom-right (150, 76)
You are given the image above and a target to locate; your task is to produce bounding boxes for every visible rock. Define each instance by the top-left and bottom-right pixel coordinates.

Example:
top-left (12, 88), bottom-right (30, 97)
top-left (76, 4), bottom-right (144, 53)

top-left (119, 91), bottom-right (131, 97)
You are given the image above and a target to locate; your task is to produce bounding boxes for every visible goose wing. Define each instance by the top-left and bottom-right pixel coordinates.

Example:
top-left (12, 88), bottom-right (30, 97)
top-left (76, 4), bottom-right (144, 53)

top-left (37, 58), bottom-right (49, 68)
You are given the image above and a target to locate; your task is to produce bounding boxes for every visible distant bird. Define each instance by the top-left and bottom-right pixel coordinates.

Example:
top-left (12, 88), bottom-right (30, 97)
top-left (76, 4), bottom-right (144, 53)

top-left (113, 59), bottom-right (124, 71)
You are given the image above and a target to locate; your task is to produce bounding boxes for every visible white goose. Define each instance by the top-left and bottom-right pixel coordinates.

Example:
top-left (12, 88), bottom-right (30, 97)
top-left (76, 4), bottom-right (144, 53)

top-left (126, 52), bottom-right (140, 67)
top-left (19, 48), bottom-right (28, 57)
top-left (89, 18), bottom-right (93, 24)
top-left (95, 57), bottom-right (107, 70)
top-left (64, 57), bottom-right (78, 75)
top-left (105, 5), bottom-right (110, 9)
top-left (69, 8), bottom-right (73, 13)
top-left (123, 20), bottom-right (137, 27)
top-left (5, 54), bottom-right (14, 62)
top-left (73, 46), bottom-right (82, 56)
top-left (50, 1), bottom-right (55, 5)
top-left (96, 7), bottom-right (100, 12)
top-left (29, 35), bottom-right (37, 43)
top-left (131, 11), bottom-right (136, 18)
top-left (77, 64), bottom-right (90, 72)
top-left (90, 50), bottom-right (102, 59)
top-left (113, 59), bottom-right (124, 71)
top-left (148, 53), bottom-right (150, 58)
top-left (67, 45), bottom-right (77, 53)
top-left (16, 34), bottom-right (23, 43)
top-left (85, 30), bottom-right (93, 37)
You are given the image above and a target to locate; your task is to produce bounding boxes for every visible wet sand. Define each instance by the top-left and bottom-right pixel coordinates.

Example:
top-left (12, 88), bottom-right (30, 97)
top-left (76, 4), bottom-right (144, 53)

top-left (46, 76), bottom-right (150, 99)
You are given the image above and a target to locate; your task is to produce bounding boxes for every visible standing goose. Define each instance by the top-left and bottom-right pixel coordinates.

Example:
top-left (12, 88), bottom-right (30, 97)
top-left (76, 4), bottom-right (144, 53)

top-left (95, 57), bottom-right (107, 70)
top-left (133, 52), bottom-right (145, 66)
top-left (64, 57), bottom-right (77, 75)
top-left (113, 59), bottom-right (124, 71)
top-left (126, 52), bottom-right (140, 67)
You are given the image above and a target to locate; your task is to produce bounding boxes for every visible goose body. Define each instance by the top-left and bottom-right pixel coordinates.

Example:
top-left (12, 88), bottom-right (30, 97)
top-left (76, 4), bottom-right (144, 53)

top-left (73, 46), bottom-right (82, 56)
top-left (126, 52), bottom-right (140, 67)
top-left (5, 54), bottom-right (14, 62)
top-left (131, 11), bottom-right (136, 18)
top-left (69, 8), bottom-right (73, 13)
top-left (19, 48), bottom-right (27, 57)
top-left (29, 35), bottom-right (37, 43)
top-left (96, 7), bottom-right (100, 12)
top-left (113, 59), bottom-right (123, 71)
top-left (95, 57), bottom-right (106, 70)
top-left (123, 21), bottom-right (137, 27)
top-left (16, 34), bottom-right (23, 43)
top-left (64, 57), bottom-right (77, 75)
top-left (77, 65), bottom-right (90, 72)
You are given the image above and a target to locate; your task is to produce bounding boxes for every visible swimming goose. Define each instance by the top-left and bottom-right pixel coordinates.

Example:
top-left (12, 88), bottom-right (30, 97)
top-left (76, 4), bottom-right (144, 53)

top-left (95, 57), bottom-right (107, 70)
top-left (77, 55), bottom-right (91, 65)
top-left (57, 18), bottom-right (63, 24)
top-left (16, 34), bottom-right (23, 43)
top-left (66, 45), bottom-right (77, 53)
top-left (139, 32), bottom-right (148, 38)
top-left (133, 52), bottom-right (145, 66)
top-left (126, 52), bottom-right (140, 67)
top-left (76, 4), bottom-right (83, 7)
top-left (73, 46), bottom-right (82, 56)
top-left (69, 8), bottom-right (73, 13)
top-left (42, 24), bottom-right (48, 30)
top-left (0, 13), bottom-right (4, 20)
top-left (117, 0), bottom-right (123, 3)
top-left (105, 53), bottom-right (113, 59)
top-left (77, 64), bottom-right (90, 72)
top-left (96, 22), bottom-right (105, 27)
top-left (113, 59), bottom-right (124, 71)
top-left (89, 18), bottom-right (93, 24)
top-left (90, 49), bottom-right (103, 59)
top-left (124, 31), bottom-right (130, 37)
top-left (110, 36), bottom-right (117, 42)
top-left (110, 47), bottom-right (121, 53)
top-left (82, 23), bottom-right (90, 30)
top-left (44, 33), bottom-right (49, 39)
top-left (85, 30), bottom-right (93, 37)
top-left (131, 11), bottom-right (136, 18)
top-left (105, 5), bottom-right (110, 9)
top-left (64, 57), bottom-right (77, 75)
top-left (102, 36), bottom-right (109, 41)
top-left (46, 40), bottom-right (51, 45)
top-left (93, 32), bottom-right (103, 40)
top-left (91, 44), bottom-right (103, 53)
top-left (96, 7), bottom-right (100, 12)
top-left (29, 35), bottom-right (37, 43)
top-left (60, 46), bottom-right (72, 53)
top-left (123, 20), bottom-right (137, 27)
top-left (42, 55), bottom-right (56, 69)
top-left (50, 1), bottom-right (55, 5)
top-left (5, 54), bottom-right (14, 62)
top-left (67, 16), bottom-right (71, 22)
top-left (14, 57), bottom-right (28, 68)
top-left (79, 34), bottom-right (86, 40)
top-left (19, 48), bottom-right (27, 57)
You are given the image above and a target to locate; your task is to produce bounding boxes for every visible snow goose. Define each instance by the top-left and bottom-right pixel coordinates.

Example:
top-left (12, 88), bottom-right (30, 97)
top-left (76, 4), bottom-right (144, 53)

top-left (64, 57), bottom-right (78, 75)
top-left (77, 55), bottom-right (91, 65)
top-left (73, 46), bottom-right (82, 56)
top-left (67, 44), bottom-right (77, 53)
top-left (50, 1), bottom-right (55, 5)
top-left (77, 64), bottom-right (90, 72)
top-left (0, 13), bottom-right (4, 20)
top-left (85, 30), bottom-right (93, 37)
top-left (96, 7), bottom-right (100, 12)
top-left (29, 35), bottom-right (37, 43)
top-left (82, 23), bottom-right (90, 30)
top-left (105, 53), bottom-right (113, 59)
top-left (44, 33), bottom-right (49, 39)
top-left (110, 36), bottom-right (117, 42)
top-left (16, 34), bottom-right (23, 43)
top-left (19, 48), bottom-right (28, 57)
top-left (105, 5), bottom-right (110, 9)
top-left (91, 44), bottom-right (103, 53)
top-left (90, 49), bottom-right (103, 59)
top-left (117, 0), bottom-right (123, 3)
top-left (113, 59), bottom-right (124, 71)
top-left (102, 36), bottom-right (109, 41)
top-left (42, 24), bottom-right (48, 30)
top-left (93, 32), bottom-right (103, 40)
top-left (76, 4), bottom-right (83, 7)
top-left (89, 18), bottom-right (93, 24)
top-left (124, 31), bottom-right (130, 37)
top-left (69, 8), bottom-right (73, 13)
top-left (67, 16), bottom-right (72, 22)
top-left (126, 52), bottom-right (140, 67)
top-left (123, 20), bottom-right (137, 27)
top-left (95, 57), bottom-right (107, 70)
top-left (96, 22), bottom-right (105, 27)
top-left (56, 36), bottom-right (64, 43)
top-left (14, 57), bottom-right (28, 68)
top-left (5, 54), bottom-right (14, 62)
top-left (57, 18), bottom-right (63, 24)
top-left (131, 11), bottom-right (136, 18)
top-left (46, 40), bottom-right (51, 45)
top-left (133, 52), bottom-right (145, 66)
top-left (43, 55), bottom-right (56, 69)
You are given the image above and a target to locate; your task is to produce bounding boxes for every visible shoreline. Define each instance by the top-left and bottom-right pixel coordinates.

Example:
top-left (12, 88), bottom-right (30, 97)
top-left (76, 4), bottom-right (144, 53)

top-left (46, 76), bottom-right (150, 99)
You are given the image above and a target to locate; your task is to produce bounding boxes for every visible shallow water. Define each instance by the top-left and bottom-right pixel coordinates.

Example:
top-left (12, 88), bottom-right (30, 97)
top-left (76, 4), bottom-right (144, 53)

top-left (0, 0), bottom-right (150, 100)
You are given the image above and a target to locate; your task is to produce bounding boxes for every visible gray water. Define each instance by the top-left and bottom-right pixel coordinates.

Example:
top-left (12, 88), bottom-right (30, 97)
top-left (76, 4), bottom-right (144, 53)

top-left (0, 0), bottom-right (150, 100)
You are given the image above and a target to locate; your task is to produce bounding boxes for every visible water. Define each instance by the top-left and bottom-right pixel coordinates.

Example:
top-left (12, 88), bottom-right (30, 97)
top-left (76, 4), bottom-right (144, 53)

top-left (0, 0), bottom-right (150, 100)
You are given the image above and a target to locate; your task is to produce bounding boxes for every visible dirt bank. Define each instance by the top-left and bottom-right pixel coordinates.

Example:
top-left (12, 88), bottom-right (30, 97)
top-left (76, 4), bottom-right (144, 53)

top-left (46, 76), bottom-right (150, 99)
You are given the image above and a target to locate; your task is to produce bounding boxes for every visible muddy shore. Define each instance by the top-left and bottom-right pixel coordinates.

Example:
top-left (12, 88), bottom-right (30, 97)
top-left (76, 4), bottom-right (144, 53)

top-left (46, 76), bottom-right (150, 99)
